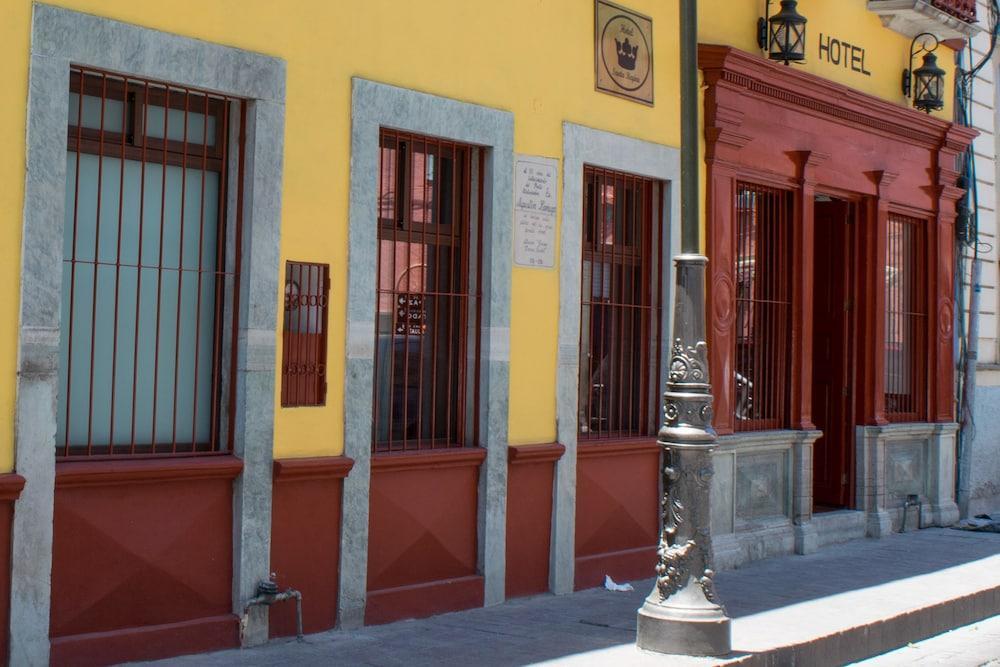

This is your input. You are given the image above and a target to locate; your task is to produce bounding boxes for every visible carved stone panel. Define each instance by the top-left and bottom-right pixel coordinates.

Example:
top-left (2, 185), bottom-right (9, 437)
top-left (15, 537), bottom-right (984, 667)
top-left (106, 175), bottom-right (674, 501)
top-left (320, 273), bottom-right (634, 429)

top-left (886, 440), bottom-right (928, 501)
top-left (735, 451), bottom-right (789, 524)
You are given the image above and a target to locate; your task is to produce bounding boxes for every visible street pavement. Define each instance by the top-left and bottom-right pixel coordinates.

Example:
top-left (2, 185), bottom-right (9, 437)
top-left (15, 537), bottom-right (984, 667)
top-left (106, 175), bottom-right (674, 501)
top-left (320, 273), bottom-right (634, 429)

top-left (130, 528), bottom-right (1000, 666)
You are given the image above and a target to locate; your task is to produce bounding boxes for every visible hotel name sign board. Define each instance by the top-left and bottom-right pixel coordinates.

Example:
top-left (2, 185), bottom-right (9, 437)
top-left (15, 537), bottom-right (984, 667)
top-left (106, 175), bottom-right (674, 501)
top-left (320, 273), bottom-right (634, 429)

top-left (595, 0), bottom-right (653, 105)
top-left (817, 32), bottom-right (872, 77)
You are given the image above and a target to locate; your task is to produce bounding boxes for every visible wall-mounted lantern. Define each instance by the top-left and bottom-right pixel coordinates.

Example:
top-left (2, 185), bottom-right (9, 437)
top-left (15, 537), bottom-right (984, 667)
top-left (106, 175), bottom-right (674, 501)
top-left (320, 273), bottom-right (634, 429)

top-left (902, 33), bottom-right (946, 114)
top-left (757, 0), bottom-right (808, 65)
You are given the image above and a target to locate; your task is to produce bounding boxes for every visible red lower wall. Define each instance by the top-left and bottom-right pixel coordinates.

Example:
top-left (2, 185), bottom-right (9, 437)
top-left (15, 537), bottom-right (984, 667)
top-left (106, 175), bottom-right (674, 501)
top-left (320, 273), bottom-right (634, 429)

top-left (269, 456), bottom-right (353, 638)
top-left (50, 456), bottom-right (242, 667)
top-left (574, 439), bottom-right (660, 590)
top-left (0, 474), bottom-right (25, 666)
top-left (505, 443), bottom-right (564, 599)
top-left (366, 448), bottom-right (486, 625)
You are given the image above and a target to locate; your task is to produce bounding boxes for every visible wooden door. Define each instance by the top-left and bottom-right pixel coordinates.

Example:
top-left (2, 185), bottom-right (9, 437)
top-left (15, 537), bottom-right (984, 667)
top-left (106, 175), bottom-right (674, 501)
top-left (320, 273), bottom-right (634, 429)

top-left (811, 199), bottom-right (856, 509)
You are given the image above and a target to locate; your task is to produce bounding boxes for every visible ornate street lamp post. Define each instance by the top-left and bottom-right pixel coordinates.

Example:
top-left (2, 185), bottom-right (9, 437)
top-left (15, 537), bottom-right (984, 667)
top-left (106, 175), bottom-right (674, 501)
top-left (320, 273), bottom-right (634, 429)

top-left (635, 0), bottom-right (732, 656)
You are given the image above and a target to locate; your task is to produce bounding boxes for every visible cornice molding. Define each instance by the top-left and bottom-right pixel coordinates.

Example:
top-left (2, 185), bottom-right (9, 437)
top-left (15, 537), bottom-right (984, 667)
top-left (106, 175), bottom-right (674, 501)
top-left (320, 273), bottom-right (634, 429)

top-left (274, 456), bottom-right (355, 482)
top-left (699, 44), bottom-right (977, 152)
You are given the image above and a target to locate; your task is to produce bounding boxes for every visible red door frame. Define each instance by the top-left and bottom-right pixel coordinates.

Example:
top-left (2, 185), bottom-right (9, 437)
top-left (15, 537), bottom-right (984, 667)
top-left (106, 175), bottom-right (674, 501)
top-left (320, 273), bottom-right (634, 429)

top-left (701, 45), bottom-right (974, 440)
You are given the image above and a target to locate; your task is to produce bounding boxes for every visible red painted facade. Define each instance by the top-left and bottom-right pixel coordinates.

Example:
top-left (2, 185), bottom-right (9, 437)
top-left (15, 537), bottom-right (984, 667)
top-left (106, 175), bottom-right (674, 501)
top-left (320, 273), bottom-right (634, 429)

top-left (366, 448), bottom-right (486, 625)
top-left (505, 443), bottom-right (564, 598)
top-left (701, 45), bottom-right (975, 444)
top-left (0, 474), bottom-right (24, 665)
top-left (49, 457), bottom-right (242, 666)
top-left (574, 439), bottom-right (659, 590)
top-left (270, 456), bottom-right (353, 637)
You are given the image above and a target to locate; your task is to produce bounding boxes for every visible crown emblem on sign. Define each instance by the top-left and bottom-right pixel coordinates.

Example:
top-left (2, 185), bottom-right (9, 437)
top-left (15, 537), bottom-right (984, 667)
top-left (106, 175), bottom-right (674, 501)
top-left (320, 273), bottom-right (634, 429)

top-left (615, 37), bottom-right (639, 70)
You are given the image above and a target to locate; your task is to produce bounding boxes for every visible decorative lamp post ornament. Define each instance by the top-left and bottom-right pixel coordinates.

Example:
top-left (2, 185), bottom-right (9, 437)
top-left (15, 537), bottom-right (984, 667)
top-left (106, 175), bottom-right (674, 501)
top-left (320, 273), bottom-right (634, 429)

top-left (635, 255), bottom-right (731, 656)
top-left (903, 33), bottom-right (945, 113)
top-left (758, 0), bottom-right (808, 65)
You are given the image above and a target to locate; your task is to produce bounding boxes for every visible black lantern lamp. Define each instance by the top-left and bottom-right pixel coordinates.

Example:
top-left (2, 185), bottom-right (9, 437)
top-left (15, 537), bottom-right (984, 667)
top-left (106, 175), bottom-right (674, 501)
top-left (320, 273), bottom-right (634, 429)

top-left (757, 0), bottom-right (808, 65)
top-left (902, 33), bottom-right (946, 113)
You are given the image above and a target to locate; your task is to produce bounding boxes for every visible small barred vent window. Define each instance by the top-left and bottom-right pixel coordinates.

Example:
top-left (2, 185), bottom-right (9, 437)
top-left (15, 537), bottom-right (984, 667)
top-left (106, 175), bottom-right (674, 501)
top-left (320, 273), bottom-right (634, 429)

top-left (282, 262), bottom-right (330, 407)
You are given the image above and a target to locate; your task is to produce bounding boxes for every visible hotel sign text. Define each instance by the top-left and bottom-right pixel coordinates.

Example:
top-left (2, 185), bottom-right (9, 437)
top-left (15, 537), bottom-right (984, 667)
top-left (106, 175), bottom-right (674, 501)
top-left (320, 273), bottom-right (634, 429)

top-left (818, 33), bottom-right (872, 77)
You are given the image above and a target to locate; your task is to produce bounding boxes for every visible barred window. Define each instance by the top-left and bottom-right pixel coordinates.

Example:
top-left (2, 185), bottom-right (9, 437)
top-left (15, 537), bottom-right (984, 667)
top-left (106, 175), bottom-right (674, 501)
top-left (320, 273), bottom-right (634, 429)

top-left (57, 66), bottom-right (241, 457)
top-left (578, 167), bottom-right (664, 439)
top-left (733, 182), bottom-right (792, 431)
top-left (884, 213), bottom-right (927, 421)
top-left (373, 130), bottom-right (483, 453)
top-left (282, 262), bottom-right (330, 407)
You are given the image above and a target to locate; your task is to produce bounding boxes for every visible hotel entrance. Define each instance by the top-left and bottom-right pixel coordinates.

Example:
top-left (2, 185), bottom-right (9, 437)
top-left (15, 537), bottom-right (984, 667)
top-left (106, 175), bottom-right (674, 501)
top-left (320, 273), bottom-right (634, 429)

top-left (701, 43), bottom-right (973, 564)
top-left (811, 195), bottom-right (858, 510)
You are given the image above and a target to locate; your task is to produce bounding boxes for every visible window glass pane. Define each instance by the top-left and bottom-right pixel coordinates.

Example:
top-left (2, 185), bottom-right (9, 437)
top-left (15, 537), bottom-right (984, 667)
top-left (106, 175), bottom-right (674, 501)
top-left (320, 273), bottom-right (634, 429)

top-left (57, 152), bottom-right (220, 449)
top-left (68, 92), bottom-right (125, 134)
top-left (145, 103), bottom-right (216, 146)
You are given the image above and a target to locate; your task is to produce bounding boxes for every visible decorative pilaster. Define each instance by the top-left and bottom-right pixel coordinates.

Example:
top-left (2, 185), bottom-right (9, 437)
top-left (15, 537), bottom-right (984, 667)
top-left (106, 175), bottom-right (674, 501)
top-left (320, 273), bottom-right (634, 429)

top-left (789, 151), bottom-right (829, 432)
top-left (861, 170), bottom-right (899, 426)
top-left (703, 94), bottom-right (751, 437)
top-left (931, 125), bottom-right (975, 422)
top-left (636, 255), bottom-right (731, 656)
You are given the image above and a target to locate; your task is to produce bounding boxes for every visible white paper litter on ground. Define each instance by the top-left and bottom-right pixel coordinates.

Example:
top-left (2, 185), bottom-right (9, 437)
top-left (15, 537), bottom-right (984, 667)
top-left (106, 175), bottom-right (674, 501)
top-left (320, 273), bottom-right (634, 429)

top-left (603, 575), bottom-right (634, 592)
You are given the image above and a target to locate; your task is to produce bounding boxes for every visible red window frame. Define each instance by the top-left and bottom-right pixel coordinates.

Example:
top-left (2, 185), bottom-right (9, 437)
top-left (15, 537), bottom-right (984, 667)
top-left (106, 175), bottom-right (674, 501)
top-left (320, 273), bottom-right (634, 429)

top-left (884, 212), bottom-right (928, 422)
top-left (733, 181), bottom-right (793, 432)
top-left (372, 129), bottom-right (483, 454)
top-left (578, 166), bottom-right (664, 440)
top-left (281, 261), bottom-right (330, 407)
top-left (58, 65), bottom-right (244, 458)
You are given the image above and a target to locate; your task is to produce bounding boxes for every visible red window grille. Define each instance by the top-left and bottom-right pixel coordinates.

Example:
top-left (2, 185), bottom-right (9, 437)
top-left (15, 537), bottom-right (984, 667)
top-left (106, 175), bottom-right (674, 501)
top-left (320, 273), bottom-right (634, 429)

top-left (58, 65), bottom-right (244, 458)
top-left (282, 261), bottom-right (330, 407)
top-left (373, 129), bottom-right (483, 454)
top-left (884, 213), bottom-right (928, 422)
top-left (930, 0), bottom-right (977, 23)
top-left (733, 182), bottom-right (793, 432)
top-left (578, 167), bottom-right (664, 440)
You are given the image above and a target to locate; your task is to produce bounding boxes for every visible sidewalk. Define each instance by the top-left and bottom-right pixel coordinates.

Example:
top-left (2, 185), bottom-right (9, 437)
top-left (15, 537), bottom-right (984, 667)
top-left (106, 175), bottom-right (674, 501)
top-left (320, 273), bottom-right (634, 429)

top-left (852, 615), bottom-right (1000, 666)
top-left (132, 528), bottom-right (1000, 666)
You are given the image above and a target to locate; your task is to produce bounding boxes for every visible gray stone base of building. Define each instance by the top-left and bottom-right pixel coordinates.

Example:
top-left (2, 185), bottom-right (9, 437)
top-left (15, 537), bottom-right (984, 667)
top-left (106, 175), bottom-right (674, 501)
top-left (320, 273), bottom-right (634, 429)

top-left (857, 422), bottom-right (960, 535)
top-left (712, 423), bottom-right (961, 570)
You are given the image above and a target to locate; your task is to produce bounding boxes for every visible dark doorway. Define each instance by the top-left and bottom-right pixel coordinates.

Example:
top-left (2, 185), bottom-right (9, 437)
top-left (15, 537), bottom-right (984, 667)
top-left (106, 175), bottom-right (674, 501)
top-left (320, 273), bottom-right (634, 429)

top-left (811, 196), bottom-right (857, 509)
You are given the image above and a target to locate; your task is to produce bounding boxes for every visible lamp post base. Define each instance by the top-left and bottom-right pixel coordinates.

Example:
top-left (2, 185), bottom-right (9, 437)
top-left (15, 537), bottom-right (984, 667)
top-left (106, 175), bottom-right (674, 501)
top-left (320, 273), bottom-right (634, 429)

top-left (636, 589), bottom-right (731, 656)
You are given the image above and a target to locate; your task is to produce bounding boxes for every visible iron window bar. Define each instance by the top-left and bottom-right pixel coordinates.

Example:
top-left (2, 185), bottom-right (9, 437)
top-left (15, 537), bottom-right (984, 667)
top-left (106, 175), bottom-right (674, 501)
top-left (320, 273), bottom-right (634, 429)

top-left (372, 129), bottom-right (483, 454)
top-left (58, 65), bottom-right (244, 458)
top-left (885, 213), bottom-right (928, 422)
top-left (733, 182), bottom-right (793, 432)
top-left (578, 166), bottom-right (664, 441)
top-left (281, 262), bottom-right (331, 407)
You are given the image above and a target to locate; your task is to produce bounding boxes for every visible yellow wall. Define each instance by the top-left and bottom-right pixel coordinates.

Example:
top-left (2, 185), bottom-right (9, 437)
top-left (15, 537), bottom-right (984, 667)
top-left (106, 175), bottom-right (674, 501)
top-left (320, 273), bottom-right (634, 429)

top-left (0, 0), bottom-right (681, 465)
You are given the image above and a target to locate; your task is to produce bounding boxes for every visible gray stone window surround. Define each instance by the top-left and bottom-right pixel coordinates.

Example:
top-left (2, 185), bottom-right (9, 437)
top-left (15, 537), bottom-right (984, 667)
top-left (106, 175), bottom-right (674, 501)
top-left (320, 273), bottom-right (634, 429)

top-left (553, 123), bottom-right (680, 594)
top-left (340, 78), bottom-right (513, 628)
top-left (16, 5), bottom-right (286, 663)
